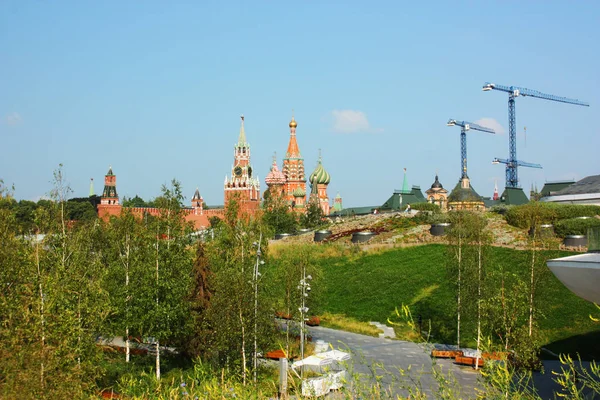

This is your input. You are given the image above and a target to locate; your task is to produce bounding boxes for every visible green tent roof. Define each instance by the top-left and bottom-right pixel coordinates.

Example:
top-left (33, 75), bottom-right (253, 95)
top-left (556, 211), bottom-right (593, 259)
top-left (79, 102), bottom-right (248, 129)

top-left (447, 180), bottom-right (483, 203)
top-left (499, 187), bottom-right (529, 205)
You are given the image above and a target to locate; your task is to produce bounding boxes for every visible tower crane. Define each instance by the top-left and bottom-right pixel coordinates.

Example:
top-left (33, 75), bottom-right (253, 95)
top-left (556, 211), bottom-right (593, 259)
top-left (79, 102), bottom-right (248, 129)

top-left (447, 119), bottom-right (495, 180)
top-left (482, 83), bottom-right (589, 188)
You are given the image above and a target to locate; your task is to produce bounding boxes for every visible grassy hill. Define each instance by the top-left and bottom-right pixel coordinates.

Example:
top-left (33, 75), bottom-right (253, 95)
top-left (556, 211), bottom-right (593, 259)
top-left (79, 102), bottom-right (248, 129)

top-left (313, 244), bottom-right (600, 359)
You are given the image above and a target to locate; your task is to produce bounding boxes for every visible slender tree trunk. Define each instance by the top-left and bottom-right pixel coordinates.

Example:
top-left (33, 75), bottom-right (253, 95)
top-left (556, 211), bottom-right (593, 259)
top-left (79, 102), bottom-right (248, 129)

top-left (36, 242), bottom-right (45, 389)
top-left (77, 295), bottom-right (81, 369)
top-left (457, 235), bottom-right (462, 348)
top-left (155, 231), bottom-right (160, 380)
top-left (124, 234), bottom-right (131, 363)
top-left (240, 307), bottom-right (246, 385)
top-left (125, 327), bottom-right (130, 363)
top-left (501, 278), bottom-right (508, 351)
top-left (155, 341), bottom-right (160, 379)
top-left (529, 244), bottom-right (536, 337)
top-left (475, 238), bottom-right (482, 370)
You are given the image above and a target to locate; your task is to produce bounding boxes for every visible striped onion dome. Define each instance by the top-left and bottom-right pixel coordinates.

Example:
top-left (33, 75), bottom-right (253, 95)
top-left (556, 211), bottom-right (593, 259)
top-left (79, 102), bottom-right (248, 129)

top-left (309, 157), bottom-right (331, 185)
top-left (293, 186), bottom-right (306, 198)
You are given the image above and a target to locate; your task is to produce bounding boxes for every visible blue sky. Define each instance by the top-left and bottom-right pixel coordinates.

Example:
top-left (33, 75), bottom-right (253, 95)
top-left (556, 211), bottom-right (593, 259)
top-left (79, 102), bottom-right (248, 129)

top-left (1, 1), bottom-right (598, 207)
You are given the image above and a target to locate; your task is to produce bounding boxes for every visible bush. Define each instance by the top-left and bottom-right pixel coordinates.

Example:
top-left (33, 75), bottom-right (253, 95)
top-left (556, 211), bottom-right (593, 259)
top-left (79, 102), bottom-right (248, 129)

top-left (489, 204), bottom-right (512, 215)
top-left (551, 204), bottom-right (600, 220)
top-left (505, 203), bottom-right (557, 229)
top-left (410, 202), bottom-right (441, 213)
top-left (505, 202), bottom-right (600, 229)
top-left (554, 217), bottom-right (600, 238)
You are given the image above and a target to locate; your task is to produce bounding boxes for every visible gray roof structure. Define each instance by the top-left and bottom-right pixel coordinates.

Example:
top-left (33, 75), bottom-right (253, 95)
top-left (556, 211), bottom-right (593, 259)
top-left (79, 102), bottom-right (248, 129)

top-left (540, 174), bottom-right (600, 206)
top-left (554, 175), bottom-right (600, 196)
top-left (539, 180), bottom-right (576, 198)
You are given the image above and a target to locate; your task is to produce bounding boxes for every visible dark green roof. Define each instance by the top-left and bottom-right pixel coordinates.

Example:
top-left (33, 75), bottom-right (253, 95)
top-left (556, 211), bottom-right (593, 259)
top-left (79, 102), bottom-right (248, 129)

top-left (499, 187), bottom-right (529, 205)
top-left (448, 180), bottom-right (482, 203)
top-left (483, 198), bottom-right (501, 208)
top-left (380, 186), bottom-right (426, 210)
top-left (539, 181), bottom-right (575, 197)
top-left (102, 186), bottom-right (118, 198)
top-left (330, 206), bottom-right (379, 217)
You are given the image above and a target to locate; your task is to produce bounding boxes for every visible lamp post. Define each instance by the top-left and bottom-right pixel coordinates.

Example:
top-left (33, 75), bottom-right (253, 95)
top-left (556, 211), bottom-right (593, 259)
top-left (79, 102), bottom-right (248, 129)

top-left (298, 269), bottom-right (312, 362)
top-left (252, 233), bottom-right (264, 383)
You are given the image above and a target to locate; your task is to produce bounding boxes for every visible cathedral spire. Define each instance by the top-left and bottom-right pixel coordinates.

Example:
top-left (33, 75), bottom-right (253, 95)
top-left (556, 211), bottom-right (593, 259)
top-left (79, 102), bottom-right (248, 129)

top-left (286, 114), bottom-right (301, 158)
top-left (401, 168), bottom-right (409, 193)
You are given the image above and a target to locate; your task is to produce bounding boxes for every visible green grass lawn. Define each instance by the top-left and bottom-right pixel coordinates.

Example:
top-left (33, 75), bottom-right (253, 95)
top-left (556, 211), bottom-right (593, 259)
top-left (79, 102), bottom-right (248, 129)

top-left (317, 244), bottom-right (600, 359)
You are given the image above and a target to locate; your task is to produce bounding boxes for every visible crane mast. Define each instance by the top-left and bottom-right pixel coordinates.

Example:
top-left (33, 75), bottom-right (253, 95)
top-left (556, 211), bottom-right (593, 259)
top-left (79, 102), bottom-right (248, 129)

top-left (447, 119), bottom-right (495, 180)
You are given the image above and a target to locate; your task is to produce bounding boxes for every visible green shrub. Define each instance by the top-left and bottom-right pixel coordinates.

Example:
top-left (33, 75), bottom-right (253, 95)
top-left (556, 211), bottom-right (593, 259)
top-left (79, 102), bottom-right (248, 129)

top-left (554, 217), bottom-right (600, 238)
top-left (411, 202), bottom-right (441, 213)
top-left (489, 204), bottom-right (512, 215)
top-left (505, 202), bottom-right (600, 229)
top-left (505, 202), bottom-right (557, 229)
top-left (551, 204), bottom-right (600, 220)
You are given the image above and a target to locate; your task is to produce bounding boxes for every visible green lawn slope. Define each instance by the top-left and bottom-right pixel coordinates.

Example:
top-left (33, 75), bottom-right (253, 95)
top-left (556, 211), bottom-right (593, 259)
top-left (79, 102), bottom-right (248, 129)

top-left (317, 244), bottom-right (600, 359)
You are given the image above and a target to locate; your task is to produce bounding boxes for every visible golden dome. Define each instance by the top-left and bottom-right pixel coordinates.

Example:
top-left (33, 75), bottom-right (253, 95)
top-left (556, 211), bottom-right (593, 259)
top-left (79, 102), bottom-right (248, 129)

top-left (289, 116), bottom-right (297, 129)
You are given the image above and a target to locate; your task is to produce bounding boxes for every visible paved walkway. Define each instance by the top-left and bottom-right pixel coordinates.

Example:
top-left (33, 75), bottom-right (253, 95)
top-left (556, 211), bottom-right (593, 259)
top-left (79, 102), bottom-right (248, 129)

top-left (306, 325), bottom-right (596, 399)
top-left (307, 325), bottom-right (480, 398)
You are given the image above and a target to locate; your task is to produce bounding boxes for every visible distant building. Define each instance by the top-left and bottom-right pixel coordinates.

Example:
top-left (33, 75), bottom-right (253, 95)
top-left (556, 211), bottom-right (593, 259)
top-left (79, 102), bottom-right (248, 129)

top-left (380, 169), bottom-right (426, 211)
top-left (332, 193), bottom-right (343, 213)
top-left (541, 175), bottom-right (600, 206)
top-left (425, 174), bottom-right (448, 210)
top-left (447, 175), bottom-right (485, 211)
top-left (537, 180), bottom-right (576, 199)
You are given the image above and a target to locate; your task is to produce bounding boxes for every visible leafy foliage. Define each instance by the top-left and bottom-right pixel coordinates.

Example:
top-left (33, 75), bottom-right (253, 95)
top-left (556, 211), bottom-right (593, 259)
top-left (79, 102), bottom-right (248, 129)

top-left (506, 202), bottom-right (600, 229)
top-left (554, 217), bottom-right (600, 237)
top-left (261, 189), bottom-right (298, 235)
top-left (410, 202), bottom-right (442, 213)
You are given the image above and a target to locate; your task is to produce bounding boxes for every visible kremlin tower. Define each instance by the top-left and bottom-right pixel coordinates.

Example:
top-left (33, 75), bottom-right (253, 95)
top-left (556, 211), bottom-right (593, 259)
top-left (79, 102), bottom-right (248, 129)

top-left (282, 115), bottom-right (307, 209)
top-left (101, 166), bottom-right (119, 205)
top-left (191, 188), bottom-right (204, 215)
top-left (224, 115), bottom-right (261, 213)
top-left (308, 152), bottom-right (331, 215)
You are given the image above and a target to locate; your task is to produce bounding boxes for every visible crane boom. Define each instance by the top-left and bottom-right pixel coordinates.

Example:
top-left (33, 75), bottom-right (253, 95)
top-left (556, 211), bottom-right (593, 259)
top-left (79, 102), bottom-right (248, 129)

top-left (483, 82), bottom-right (589, 187)
top-left (447, 119), bottom-right (495, 134)
top-left (483, 83), bottom-right (589, 107)
top-left (492, 158), bottom-right (542, 169)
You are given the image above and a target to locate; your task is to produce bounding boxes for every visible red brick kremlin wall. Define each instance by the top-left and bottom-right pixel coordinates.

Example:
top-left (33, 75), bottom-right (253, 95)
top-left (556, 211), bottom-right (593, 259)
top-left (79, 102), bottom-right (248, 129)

top-left (97, 204), bottom-right (225, 230)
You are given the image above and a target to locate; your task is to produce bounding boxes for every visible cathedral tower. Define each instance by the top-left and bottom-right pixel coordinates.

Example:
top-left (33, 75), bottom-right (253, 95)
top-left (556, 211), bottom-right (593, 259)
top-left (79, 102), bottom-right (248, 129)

top-left (264, 153), bottom-right (286, 199)
top-left (224, 115), bottom-right (260, 213)
top-left (282, 115), bottom-right (306, 208)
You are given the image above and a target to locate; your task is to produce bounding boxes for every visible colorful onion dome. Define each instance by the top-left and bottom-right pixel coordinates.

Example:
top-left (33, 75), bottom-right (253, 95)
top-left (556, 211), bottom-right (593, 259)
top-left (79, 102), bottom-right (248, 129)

top-left (309, 157), bottom-right (330, 185)
top-left (265, 159), bottom-right (286, 186)
top-left (289, 116), bottom-right (297, 129)
top-left (293, 186), bottom-right (306, 198)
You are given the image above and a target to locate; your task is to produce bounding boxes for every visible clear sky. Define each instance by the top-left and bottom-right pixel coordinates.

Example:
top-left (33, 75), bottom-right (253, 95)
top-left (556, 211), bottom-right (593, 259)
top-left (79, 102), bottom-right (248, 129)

top-left (1, 1), bottom-right (598, 207)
